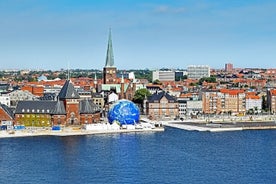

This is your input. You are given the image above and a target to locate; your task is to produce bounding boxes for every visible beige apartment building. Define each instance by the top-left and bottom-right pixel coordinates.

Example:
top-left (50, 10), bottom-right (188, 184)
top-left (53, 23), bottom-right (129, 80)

top-left (202, 89), bottom-right (246, 115)
top-left (267, 89), bottom-right (276, 114)
top-left (146, 91), bottom-right (179, 120)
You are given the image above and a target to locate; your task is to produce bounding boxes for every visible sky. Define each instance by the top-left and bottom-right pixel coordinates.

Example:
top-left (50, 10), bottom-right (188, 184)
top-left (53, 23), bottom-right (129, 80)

top-left (1, 0), bottom-right (276, 70)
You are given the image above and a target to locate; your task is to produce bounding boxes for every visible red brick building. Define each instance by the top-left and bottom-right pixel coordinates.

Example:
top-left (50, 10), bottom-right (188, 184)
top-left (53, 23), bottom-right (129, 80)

top-left (0, 104), bottom-right (14, 125)
top-left (103, 29), bottom-right (117, 84)
top-left (21, 85), bottom-right (44, 97)
top-left (15, 80), bottom-right (101, 126)
top-left (267, 89), bottom-right (276, 114)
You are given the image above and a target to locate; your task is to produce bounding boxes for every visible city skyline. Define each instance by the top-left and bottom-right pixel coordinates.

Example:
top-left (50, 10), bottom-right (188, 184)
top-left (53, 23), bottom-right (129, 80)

top-left (1, 0), bottom-right (276, 70)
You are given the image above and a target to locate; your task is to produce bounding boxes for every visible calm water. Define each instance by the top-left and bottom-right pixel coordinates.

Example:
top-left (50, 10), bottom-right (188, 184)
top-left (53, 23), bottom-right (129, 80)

top-left (0, 127), bottom-right (275, 184)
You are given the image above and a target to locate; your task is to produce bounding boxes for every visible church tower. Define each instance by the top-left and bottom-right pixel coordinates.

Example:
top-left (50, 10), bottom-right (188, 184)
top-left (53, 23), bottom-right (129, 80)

top-left (103, 29), bottom-right (117, 84)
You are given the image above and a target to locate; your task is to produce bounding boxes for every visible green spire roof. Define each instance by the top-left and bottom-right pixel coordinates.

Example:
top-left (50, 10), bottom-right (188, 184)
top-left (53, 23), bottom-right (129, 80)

top-left (105, 28), bottom-right (115, 67)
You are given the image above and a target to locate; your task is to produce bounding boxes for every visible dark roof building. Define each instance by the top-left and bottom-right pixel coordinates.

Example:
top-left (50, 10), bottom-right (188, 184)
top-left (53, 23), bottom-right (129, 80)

top-left (0, 104), bottom-right (14, 122)
top-left (146, 91), bottom-right (179, 120)
top-left (39, 93), bottom-right (56, 101)
top-left (147, 91), bottom-right (177, 103)
top-left (58, 80), bottom-right (80, 99)
top-left (14, 80), bottom-right (101, 126)
top-left (15, 101), bottom-right (66, 115)
top-left (79, 100), bottom-right (100, 114)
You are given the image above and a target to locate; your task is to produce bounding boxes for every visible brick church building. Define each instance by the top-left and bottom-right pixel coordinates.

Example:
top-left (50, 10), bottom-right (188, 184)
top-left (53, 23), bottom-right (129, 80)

top-left (101, 29), bottom-right (145, 102)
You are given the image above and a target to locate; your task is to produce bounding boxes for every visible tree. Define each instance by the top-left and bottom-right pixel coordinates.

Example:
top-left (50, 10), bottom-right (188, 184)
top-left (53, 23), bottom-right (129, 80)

top-left (58, 73), bottom-right (67, 79)
top-left (262, 95), bottom-right (268, 111)
top-left (198, 77), bottom-right (216, 85)
top-left (153, 79), bottom-right (162, 85)
top-left (133, 88), bottom-right (151, 105)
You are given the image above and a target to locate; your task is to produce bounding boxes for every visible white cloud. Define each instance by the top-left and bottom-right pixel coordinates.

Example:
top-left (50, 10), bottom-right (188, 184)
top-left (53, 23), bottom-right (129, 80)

top-left (153, 5), bottom-right (187, 14)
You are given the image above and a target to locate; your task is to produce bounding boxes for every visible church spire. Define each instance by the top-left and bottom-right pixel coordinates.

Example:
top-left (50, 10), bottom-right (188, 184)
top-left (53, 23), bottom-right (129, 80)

top-left (105, 28), bottom-right (114, 67)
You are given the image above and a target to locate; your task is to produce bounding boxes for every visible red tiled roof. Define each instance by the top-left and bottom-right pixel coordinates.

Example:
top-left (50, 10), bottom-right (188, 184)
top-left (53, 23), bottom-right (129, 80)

top-left (270, 89), bottom-right (276, 96)
top-left (246, 95), bottom-right (260, 99)
top-left (220, 89), bottom-right (245, 95)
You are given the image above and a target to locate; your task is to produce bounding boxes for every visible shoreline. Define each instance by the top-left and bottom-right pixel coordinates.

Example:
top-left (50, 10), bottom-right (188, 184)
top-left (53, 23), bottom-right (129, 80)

top-left (0, 127), bottom-right (164, 139)
top-left (2, 116), bottom-right (276, 138)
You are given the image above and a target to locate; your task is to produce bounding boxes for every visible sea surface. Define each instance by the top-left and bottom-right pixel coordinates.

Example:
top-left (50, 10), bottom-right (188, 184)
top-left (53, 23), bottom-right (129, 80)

top-left (0, 127), bottom-right (275, 184)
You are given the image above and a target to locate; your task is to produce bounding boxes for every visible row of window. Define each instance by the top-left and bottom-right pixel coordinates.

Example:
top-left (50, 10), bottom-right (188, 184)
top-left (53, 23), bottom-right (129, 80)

top-left (22, 109), bottom-right (50, 113)
top-left (17, 114), bottom-right (50, 118)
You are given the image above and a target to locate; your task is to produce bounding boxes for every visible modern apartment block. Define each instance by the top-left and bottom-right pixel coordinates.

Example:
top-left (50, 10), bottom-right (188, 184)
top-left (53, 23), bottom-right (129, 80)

top-left (187, 65), bottom-right (210, 79)
top-left (152, 70), bottom-right (175, 82)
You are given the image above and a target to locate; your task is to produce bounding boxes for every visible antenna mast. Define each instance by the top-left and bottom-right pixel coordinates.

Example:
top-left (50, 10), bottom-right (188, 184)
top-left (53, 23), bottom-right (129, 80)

top-left (67, 61), bottom-right (70, 80)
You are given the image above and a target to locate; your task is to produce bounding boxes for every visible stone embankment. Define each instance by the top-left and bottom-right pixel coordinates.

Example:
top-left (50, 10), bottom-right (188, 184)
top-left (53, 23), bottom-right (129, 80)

top-left (0, 126), bottom-right (164, 139)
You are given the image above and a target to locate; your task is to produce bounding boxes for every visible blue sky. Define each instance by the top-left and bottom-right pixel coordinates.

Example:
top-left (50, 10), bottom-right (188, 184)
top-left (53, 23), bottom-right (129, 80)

top-left (0, 0), bottom-right (276, 70)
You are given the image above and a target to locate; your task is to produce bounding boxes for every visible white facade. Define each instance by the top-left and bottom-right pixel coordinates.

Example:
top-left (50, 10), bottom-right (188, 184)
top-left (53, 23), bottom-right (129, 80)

top-left (187, 100), bottom-right (202, 115)
top-left (4, 90), bottom-right (38, 107)
top-left (187, 65), bottom-right (210, 79)
top-left (128, 72), bottom-right (135, 80)
top-left (108, 92), bottom-right (118, 103)
top-left (246, 98), bottom-right (262, 112)
top-left (178, 101), bottom-right (187, 117)
top-left (178, 100), bottom-right (202, 117)
top-left (44, 85), bottom-right (62, 94)
top-left (0, 96), bottom-right (10, 107)
top-left (152, 70), bottom-right (175, 81)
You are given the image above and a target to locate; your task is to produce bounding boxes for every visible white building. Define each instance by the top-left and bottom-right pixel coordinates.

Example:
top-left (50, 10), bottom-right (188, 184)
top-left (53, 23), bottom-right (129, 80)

top-left (246, 96), bottom-right (262, 113)
top-left (44, 85), bottom-right (63, 94)
top-left (4, 90), bottom-right (38, 108)
top-left (0, 95), bottom-right (10, 107)
top-left (186, 100), bottom-right (202, 115)
top-left (187, 65), bottom-right (210, 79)
top-left (152, 70), bottom-right (175, 82)
top-left (178, 100), bottom-right (187, 117)
top-left (178, 99), bottom-right (202, 117)
top-left (108, 92), bottom-right (119, 104)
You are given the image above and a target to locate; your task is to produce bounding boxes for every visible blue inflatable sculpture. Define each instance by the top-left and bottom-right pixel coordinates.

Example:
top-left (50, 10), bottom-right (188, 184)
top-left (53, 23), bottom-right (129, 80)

top-left (108, 100), bottom-right (140, 125)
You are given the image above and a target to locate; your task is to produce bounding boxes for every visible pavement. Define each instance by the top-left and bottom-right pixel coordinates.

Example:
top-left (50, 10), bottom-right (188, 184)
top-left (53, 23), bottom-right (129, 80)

top-left (163, 119), bottom-right (276, 132)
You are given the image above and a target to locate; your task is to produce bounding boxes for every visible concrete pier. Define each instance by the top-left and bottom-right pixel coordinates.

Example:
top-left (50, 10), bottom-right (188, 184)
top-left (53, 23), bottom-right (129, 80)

top-left (163, 120), bottom-right (276, 132)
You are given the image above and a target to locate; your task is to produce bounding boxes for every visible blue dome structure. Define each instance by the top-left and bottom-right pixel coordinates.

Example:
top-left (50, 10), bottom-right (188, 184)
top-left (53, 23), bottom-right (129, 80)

top-left (108, 100), bottom-right (140, 125)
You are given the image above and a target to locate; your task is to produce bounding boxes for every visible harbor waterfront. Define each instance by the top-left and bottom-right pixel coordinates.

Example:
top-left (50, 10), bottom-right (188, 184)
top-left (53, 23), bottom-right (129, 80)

top-left (0, 126), bottom-right (164, 139)
top-left (0, 126), bottom-right (275, 184)
top-left (163, 120), bottom-right (276, 132)
top-left (1, 114), bottom-right (276, 138)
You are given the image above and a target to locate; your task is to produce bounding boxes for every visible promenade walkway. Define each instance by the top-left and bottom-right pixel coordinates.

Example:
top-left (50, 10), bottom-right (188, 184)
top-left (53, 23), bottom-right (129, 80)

top-left (163, 120), bottom-right (276, 132)
top-left (0, 126), bottom-right (164, 139)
